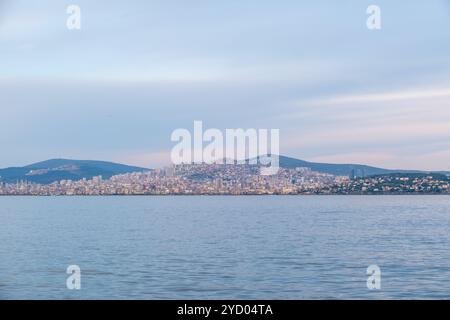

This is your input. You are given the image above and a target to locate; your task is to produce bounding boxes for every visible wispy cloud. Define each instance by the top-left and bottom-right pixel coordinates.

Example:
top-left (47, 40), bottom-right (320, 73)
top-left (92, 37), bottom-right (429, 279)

top-left (292, 86), bottom-right (450, 107)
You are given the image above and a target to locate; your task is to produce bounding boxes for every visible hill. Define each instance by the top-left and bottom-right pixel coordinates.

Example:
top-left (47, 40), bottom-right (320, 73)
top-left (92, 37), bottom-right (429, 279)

top-left (0, 159), bottom-right (150, 184)
top-left (0, 155), bottom-right (438, 185)
top-left (277, 155), bottom-right (417, 176)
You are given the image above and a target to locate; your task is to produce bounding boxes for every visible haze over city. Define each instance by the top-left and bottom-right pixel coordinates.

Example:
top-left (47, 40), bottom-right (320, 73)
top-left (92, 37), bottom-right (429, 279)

top-left (1, 0), bottom-right (450, 170)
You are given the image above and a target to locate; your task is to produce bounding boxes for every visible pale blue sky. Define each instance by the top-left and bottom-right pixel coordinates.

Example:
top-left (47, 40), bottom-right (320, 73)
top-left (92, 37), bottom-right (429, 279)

top-left (1, 0), bottom-right (450, 170)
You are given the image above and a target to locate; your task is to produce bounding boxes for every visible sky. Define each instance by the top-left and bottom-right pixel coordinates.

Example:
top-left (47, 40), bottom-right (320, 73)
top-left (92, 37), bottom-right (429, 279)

top-left (1, 0), bottom-right (450, 170)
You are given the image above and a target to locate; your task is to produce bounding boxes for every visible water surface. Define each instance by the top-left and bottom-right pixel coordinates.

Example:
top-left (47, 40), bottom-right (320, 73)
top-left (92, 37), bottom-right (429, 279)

top-left (0, 196), bottom-right (449, 299)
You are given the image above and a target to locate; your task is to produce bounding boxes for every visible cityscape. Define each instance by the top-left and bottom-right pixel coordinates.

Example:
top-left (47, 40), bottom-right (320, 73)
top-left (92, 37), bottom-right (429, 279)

top-left (1, 162), bottom-right (449, 196)
top-left (2, 0), bottom-right (450, 303)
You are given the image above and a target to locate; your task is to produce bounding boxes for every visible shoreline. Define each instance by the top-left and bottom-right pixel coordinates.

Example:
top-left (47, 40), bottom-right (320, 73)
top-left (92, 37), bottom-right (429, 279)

top-left (1, 193), bottom-right (450, 197)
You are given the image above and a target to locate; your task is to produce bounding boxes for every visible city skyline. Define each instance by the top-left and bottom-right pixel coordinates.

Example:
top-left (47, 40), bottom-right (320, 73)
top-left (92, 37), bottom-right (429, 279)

top-left (1, 1), bottom-right (450, 170)
top-left (2, 161), bottom-right (449, 196)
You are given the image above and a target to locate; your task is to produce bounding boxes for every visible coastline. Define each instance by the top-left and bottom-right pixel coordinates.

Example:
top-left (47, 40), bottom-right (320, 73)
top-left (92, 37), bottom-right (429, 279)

top-left (1, 193), bottom-right (450, 197)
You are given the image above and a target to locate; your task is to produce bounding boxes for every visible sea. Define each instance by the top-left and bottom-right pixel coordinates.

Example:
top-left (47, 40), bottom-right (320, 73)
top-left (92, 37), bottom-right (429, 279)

top-left (1, 195), bottom-right (450, 299)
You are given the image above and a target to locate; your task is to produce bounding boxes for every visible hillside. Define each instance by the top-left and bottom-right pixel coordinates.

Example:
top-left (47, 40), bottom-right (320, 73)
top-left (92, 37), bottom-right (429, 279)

top-left (0, 159), bottom-right (150, 184)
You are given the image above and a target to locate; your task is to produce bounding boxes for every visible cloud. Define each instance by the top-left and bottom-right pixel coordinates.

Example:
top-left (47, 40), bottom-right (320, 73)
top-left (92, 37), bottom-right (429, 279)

top-left (291, 86), bottom-right (450, 107)
top-left (1, 1), bottom-right (450, 171)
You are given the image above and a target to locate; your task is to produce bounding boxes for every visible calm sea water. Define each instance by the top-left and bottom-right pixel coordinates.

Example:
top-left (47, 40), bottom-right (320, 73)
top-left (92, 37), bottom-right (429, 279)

top-left (1, 196), bottom-right (450, 300)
